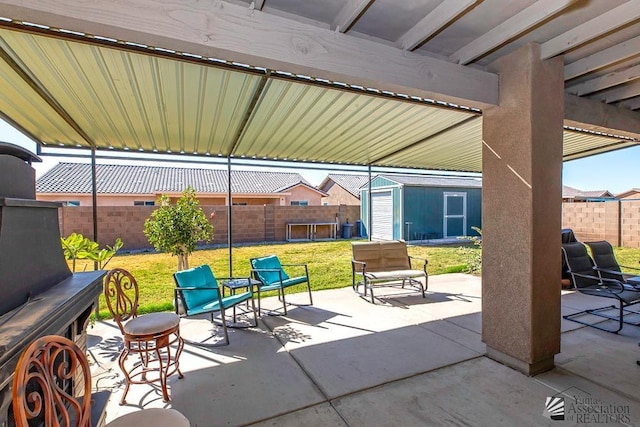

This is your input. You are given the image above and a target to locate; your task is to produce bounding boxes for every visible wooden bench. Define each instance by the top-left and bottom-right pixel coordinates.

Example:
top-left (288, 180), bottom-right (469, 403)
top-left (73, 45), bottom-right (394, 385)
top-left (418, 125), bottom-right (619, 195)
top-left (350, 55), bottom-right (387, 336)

top-left (351, 241), bottom-right (428, 303)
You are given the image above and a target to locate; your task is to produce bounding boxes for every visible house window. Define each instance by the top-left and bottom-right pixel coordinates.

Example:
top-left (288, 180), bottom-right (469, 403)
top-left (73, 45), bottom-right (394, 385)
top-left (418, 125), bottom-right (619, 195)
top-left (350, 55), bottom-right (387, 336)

top-left (64, 201), bottom-right (80, 207)
top-left (291, 200), bottom-right (308, 206)
top-left (134, 201), bottom-right (155, 206)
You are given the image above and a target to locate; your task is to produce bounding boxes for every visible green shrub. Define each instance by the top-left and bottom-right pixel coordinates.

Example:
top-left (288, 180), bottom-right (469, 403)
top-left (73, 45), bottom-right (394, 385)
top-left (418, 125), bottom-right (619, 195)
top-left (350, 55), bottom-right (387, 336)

top-left (458, 227), bottom-right (482, 274)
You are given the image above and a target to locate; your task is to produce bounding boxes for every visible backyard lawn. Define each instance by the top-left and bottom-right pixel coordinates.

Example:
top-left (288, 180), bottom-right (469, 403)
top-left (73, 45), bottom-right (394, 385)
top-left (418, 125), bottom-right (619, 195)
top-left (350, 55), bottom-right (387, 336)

top-left (83, 239), bottom-right (640, 318)
top-left (85, 239), bottom-right (475, 317)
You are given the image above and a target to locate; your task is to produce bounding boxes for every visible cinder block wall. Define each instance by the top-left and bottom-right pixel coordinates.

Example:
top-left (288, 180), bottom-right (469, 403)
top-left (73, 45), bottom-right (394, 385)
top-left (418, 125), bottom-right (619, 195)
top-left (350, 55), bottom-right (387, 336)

top-left (59, 205), bottom-right (361, 250)
top-left (561, 200), bottom-right (640, 248)
top-left (621, 201), bottom-right (640, 248)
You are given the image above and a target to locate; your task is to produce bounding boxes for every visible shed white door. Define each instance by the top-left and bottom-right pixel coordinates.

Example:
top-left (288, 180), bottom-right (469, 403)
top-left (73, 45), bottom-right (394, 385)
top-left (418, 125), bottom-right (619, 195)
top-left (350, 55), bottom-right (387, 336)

top-left (371, 190), bottom-right (393, 240)
top-left (443, 192), bottom-right (467, 238)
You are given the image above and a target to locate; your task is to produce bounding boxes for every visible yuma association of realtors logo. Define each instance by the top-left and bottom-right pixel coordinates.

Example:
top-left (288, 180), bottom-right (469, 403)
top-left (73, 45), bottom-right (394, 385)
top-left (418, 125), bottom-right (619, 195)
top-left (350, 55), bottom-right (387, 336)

top-left (543, 387), bottom-right (631, 423)
top-left (544, 396), bottom-right (565, 420)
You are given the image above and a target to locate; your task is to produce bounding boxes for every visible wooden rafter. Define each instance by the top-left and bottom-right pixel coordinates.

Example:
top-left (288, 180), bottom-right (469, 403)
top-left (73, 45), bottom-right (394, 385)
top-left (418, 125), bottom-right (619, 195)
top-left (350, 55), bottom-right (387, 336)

top-left (331, 0), bottom-right (375, 32)
top-left (541, 0), bottom-right (640, 60)
top-left (450, 0), bottom-right (577, 65)
top-left (617, 97), bottom-right (640, 111)
top-left (564, 35), bottom-right (640, 81)
top-left (250, 0), bottom-right (265, 11)
top-left (567, 63), bottom-right (640, 96)
top-left (397, 0), bottom-right (477, 51)
top-left (589, 80), bottom-right (640, 103)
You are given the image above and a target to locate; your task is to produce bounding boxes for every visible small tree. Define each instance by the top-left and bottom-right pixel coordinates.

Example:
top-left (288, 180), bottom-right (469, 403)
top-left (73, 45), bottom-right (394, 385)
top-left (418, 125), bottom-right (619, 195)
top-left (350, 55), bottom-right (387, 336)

top-left (61, 232), bottom-right (123, 272)
top-left (143, 186), bottom-right (214, 270)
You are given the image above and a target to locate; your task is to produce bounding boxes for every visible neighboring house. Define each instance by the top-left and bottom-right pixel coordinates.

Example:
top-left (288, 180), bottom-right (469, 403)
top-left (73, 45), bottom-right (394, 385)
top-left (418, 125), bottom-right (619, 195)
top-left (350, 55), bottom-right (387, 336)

top-left (562, 185), bottom-right (615, 202)
top-left (318, 174), bottom-right (369, 206)
top-left (36, 163), bottom-right (327, 206)
top-left (360, 174), bottom-right (482, 241)
top-left (615, 188), bottom-right (640, 200)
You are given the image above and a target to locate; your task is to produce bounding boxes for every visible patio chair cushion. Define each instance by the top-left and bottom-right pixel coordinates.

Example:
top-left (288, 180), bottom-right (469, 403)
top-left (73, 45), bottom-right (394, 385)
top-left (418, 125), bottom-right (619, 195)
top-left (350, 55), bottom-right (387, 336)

top-left (185, 291), bottom-right (253, 316)
top-left (106, 408), bottom-right (190, 427)
top-left (365, 269), bottom-right (426, 282)
top-left (258, 275), bottom-right (308, 291)
top-left (123, 312), bottom-right (180, 336)
top-left (252, 255), bottom-right (289, 285)
top-left (177, 265), bottom-right (219, 310)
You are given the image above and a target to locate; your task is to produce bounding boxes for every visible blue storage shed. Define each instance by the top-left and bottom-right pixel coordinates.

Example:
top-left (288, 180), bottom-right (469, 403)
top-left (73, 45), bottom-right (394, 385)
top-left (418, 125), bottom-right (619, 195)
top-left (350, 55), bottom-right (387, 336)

top-left (360, 174), bottom-right (482, 241)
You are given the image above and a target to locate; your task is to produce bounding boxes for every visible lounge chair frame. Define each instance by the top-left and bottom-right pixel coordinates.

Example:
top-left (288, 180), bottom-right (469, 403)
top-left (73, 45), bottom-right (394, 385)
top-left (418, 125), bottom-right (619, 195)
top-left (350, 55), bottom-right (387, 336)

top-left (250, 256), bottom-right (313, 315)
top-left (562, 242), bottom-right (640, 333)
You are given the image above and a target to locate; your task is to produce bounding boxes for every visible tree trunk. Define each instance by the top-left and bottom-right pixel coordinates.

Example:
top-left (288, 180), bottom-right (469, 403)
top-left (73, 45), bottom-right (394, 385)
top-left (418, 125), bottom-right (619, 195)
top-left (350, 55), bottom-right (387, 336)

top-left (177, 254), bottom-right (189, 271)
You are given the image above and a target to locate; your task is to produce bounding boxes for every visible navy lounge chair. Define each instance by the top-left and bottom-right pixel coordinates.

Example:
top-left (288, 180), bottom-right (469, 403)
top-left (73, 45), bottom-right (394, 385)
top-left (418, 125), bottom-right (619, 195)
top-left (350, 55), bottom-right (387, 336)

top-left (585, 240), bottom-right (640, 287)
top-left (562, 242), bottom-right (640, 333)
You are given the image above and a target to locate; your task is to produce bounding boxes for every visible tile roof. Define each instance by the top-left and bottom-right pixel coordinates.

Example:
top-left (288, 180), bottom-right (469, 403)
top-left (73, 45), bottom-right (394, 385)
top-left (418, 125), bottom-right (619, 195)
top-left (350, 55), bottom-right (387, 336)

top-left (614, 188), bottom-right (640, 199)
top-left (372, 174), bottom-right (482, 188)
top-left (562, 185), bottom-right (614, 199)
top-left (320, 174), bottom-right (370, 198)
top-left (36, 163), bottom-right (313, 194)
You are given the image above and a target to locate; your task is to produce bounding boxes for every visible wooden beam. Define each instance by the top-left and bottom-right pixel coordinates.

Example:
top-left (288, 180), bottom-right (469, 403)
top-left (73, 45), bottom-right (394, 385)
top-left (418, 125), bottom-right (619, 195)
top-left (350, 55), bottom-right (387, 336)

top-left (0, 0), bottom-right (499, 108)
top-left (564, 35), bottom-right (640, 81)
top-left (541, 0), bottom-right (640, 60)
top-left (564, 94), bottom-right (640, 140)
top-left (589, 80), bottom-right (640, 103)
top-left (567, 63), bottom-right (640, 96)
top-left (396, 0), bottom-right (476, 51)
top-left (450, 0), bottom-right (576, 65)
top-left (331, 0), bottom-right (375, 33)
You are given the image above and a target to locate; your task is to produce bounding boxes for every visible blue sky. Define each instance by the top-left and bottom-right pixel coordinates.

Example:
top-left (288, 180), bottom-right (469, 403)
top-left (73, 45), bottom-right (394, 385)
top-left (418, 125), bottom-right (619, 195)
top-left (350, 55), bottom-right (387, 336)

top-left (2, 119), bottom-right (639, 192)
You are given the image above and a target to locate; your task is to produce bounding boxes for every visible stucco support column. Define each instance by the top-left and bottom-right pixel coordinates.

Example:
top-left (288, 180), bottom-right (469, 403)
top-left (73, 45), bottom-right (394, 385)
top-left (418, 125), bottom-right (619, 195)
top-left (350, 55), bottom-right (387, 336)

top-left (482, 43), bottom-right (563, 375)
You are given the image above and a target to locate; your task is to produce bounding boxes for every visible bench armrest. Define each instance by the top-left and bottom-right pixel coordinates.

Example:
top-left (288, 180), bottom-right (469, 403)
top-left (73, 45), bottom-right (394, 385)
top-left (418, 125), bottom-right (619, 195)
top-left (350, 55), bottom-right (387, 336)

top-left (351, 259), bottom-right (366, 273)
top-left (408, 256), bottom-right (428, 273)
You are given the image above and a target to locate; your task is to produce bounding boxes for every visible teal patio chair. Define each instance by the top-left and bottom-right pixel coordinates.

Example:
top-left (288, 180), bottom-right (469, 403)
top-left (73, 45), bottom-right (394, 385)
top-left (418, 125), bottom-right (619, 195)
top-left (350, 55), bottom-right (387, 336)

top-left (173, 264), bottom-right (257, 346)
top-left (250, 255), bottom-right (313, 315)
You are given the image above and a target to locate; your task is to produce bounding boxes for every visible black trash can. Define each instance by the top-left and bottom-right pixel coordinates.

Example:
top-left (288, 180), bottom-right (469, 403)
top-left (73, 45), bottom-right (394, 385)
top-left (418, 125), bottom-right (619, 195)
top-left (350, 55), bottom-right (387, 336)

top-left (342, 223), bottom-right (353, 239)
top-left (354, 220), bottom-right (362, 237)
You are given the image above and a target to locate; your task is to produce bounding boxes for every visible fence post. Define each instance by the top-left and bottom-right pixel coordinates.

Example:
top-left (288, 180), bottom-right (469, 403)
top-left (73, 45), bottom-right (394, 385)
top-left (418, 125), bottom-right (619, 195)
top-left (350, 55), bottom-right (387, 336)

top-left (618, 200), bottom-right (622, 247)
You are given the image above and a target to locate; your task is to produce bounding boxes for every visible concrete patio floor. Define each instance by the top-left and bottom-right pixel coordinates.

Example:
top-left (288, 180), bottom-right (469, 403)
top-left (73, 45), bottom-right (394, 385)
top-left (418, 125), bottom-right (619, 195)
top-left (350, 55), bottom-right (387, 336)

top-left (89, 273), bottom-right (640, 426)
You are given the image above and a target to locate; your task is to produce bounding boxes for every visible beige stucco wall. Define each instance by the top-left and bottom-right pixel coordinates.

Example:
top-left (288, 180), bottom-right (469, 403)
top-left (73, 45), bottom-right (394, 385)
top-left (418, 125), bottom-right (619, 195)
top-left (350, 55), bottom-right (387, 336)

top-left (286, 185), bottom-right (324, 206)
top-left (320, 182), bottom-right (360, 205)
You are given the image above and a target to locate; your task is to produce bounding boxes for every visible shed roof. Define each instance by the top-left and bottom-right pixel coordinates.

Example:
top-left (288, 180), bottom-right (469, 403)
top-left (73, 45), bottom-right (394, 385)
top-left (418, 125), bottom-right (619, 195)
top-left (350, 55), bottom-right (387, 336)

top-left (36, 162), bottom-right (315, 195)
top-left (367, 174), bottom-right (482, 189)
